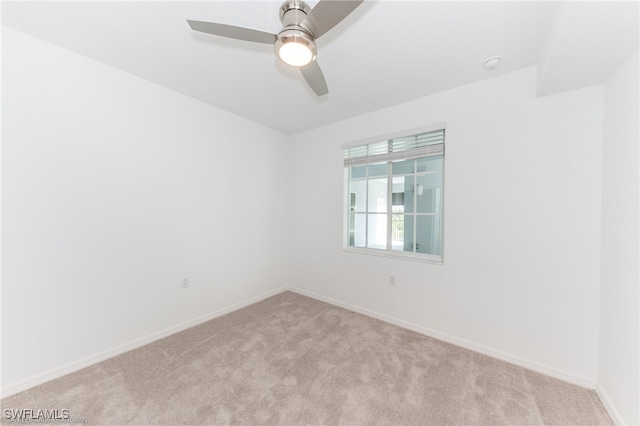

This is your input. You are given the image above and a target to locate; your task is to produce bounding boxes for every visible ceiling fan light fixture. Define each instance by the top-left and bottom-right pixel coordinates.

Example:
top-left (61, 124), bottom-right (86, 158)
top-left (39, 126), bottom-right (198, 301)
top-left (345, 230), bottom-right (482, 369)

top-left (279, 41), bottom-right (313, 66)
top-left (275, 29), bottom-right (316, 67)
top-left (187, 0), bottom-right (364, 95)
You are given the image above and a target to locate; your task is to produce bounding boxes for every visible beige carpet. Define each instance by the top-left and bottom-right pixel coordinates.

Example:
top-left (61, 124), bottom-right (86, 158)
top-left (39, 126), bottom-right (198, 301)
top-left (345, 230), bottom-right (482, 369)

top-left (1, 291), bottom-right (612, 425)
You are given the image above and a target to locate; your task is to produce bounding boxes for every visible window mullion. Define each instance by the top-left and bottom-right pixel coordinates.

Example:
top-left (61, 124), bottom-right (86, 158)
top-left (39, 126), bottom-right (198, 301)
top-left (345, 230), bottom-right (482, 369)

top-left (386, 160), bottom-right (392, 251)
top-left (365, 164), bottom-right (369, 248)
top-left (413, 159), bottom-right (418, 253)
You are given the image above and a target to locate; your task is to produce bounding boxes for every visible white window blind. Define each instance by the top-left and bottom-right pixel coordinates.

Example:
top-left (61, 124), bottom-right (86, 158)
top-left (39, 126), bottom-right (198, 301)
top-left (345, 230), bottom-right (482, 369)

top-left (344, 129), bottom-right (445, 166)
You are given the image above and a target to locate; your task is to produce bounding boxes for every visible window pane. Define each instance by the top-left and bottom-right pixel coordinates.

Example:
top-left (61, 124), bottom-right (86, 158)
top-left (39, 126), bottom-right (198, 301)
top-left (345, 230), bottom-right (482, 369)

top-left (392, 176), bottom-right (405, 195)
top-left (391, 213), bottom-right (405, 251)
top-left (349, 180), bottom-right (367, 213)
top-left (416, 215), bottom-right (442, 255)
top-left (405, 214), bottom-right (416, 252)
top-left (404, 176), bottom-right (414, 213)
top-left (351, 213), bottom-right (366, 247)
top-left (350, 165), bottom-right (367, 179)
top-left (367, 214), bottom-right (387, 250)
top-left (368, 162), bottom-right (388, 177)
top-left (368, 178), bottom-right (387, 212)
top-left (416, 173), bottom-right (442, 214)
top-left (416, 155), bottom-right (443, 173)
top-left (392, 176), bottom-right (405, 209)
top-left (392, 159), bottom-right (414, 175)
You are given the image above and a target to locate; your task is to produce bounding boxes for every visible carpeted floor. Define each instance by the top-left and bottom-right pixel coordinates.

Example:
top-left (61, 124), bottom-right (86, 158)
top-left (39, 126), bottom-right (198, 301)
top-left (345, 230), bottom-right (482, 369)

top-left (1, 291), bottom-right (612, 425)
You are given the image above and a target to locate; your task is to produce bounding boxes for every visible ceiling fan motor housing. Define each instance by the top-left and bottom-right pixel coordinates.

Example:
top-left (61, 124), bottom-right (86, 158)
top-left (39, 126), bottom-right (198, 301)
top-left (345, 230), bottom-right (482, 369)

top-left (279, 1), bottom-right (311, 28)
top-left (274, 0), bottom-right (317, 65)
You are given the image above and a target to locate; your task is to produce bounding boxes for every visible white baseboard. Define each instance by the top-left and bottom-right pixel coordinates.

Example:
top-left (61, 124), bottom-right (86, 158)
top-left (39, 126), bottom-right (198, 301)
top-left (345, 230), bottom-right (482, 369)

top-left (2, 285), bottom-right (599, 400)
top-left (287, 286), bottom-right (597, 390)
top-left (0, 286), bottom-right (288, 399)
top-left (596, 384), bottom-right (625, 425)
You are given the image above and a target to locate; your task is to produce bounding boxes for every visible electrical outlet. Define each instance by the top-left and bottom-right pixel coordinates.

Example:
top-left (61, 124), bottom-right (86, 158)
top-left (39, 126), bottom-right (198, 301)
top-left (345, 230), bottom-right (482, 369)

top-left (180, 278), bottom-right (190, 289)
top-left (389, 275), bottom-right (396, 286)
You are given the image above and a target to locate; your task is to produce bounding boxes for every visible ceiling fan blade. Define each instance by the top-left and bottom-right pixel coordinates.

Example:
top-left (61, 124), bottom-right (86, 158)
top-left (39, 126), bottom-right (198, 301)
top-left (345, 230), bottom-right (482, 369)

top-left (300, 61), bottom-right (329, 96)
top-left (187, 20), bottom-right (277, 44)
top-left (301, 0), bottom-right (364, 39)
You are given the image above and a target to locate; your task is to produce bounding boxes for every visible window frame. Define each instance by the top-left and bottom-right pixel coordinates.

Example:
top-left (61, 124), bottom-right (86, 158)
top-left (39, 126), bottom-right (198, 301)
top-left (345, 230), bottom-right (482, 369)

top-left (342, 123), bottom-right (446, 264)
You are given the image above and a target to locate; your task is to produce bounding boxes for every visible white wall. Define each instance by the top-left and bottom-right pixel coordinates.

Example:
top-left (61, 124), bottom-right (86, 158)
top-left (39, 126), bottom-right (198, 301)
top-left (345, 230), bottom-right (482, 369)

top-left (1, 27), bottom-right (289, 390)
top-left (4, 24), bottom-right (633, 419)
top-left (599, 48), bottom-right (640, 425)
top-left (289, 67), bottom-right (604, 385)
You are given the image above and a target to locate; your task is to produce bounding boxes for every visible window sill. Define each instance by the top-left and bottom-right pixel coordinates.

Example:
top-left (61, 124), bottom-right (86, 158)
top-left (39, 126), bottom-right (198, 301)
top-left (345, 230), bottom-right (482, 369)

top-left (342, 246), bottom-right (444, 264)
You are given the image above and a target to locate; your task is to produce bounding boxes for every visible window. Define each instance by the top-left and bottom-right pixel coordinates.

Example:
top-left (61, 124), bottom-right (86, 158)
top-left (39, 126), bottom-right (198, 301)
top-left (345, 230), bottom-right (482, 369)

top-left (343, 127), bottom-right (445, 262)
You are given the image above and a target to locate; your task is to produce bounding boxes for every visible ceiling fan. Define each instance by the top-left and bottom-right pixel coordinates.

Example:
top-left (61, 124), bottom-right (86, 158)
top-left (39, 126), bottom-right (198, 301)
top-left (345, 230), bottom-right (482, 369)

top-left (187, 0), bottom-right (364, 96)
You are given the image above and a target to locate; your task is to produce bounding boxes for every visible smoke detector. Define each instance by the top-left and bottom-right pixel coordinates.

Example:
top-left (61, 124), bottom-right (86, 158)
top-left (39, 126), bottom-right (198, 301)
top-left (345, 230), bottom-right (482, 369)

top-left (484, 56), bottom-right (502, 71)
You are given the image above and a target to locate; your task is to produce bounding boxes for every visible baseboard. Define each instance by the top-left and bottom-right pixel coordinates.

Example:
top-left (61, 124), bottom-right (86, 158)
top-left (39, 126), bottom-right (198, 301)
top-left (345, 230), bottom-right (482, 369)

top-left (0, 286), bottom-right (288, 399)
top-left (3, 285), bottom-right (599, 399)
top-left (596, 384), bottom-right (625, 425)
top-left (287, 286), bottom-right (597, 390)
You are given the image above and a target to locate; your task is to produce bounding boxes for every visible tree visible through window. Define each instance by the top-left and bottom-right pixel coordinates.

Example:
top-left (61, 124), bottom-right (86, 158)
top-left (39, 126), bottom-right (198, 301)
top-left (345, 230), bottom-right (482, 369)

top-left (344, 128), bottom-right (445, 262)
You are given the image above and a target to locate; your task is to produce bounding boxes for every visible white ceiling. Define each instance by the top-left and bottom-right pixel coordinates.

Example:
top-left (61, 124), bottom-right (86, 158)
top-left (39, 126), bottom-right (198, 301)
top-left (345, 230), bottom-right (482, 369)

top-left (2, 1), bottom-right (638, 135)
